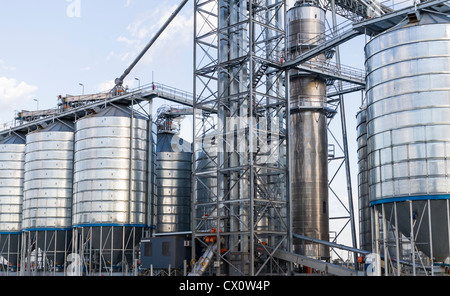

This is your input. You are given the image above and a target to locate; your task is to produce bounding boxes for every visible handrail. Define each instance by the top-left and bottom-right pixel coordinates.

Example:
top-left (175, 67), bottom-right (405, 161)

top-left (1, 81), bottom-right (196, 133)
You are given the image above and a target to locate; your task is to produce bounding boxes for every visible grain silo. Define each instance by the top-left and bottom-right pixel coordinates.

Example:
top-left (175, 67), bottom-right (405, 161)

top-left (71, 104), bottom-right (148, 274)
top-left (155, 132), bottom-right (192, 233)
top-left (22, 120), bottom-right (74, 274)
top-left (364, 11), bottom-right (450, 268)
top-left (0, 133), bottom-right (26, 273)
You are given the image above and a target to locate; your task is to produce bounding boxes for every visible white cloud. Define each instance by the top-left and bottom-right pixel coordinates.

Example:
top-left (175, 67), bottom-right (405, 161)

top-left (2, 65), bottom-right (16, 71)
top-left (117, 36), bottom-right (136, 47)
top-left (97, 79), bottom-right (115, 92)
top-left (125, 0), bottom-right (132, 7)
top-left (112, 3), bottom-right (193, 65)
top-left (0, 59), bottom-right (17, 71)
top-left (0, 77), bottom-right (37, 124)
top-left (97, 78), bottom-right (136, 93)
top-left (0, 77), bottom-right (37, 102)
top-left (80, 66), bottom-right (91, 71)
top-left (106, 51), bottom-right (115, 61)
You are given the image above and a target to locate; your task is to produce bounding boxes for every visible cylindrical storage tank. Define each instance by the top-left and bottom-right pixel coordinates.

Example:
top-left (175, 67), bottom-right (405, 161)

top-left (72, 104), bottom-right (148, 267)
top-left (156, 132), bottom-right (192, 233)
top-left (0, 134), bottom-right (26, 270)
top-left (22, 121), bottom-right (74, 268)
top-left (356, 107), bottom-right (371, 252)
top-left (365, 12), bottom-right (450, 262)
top-left (288, 1), bottom-right (329, 260)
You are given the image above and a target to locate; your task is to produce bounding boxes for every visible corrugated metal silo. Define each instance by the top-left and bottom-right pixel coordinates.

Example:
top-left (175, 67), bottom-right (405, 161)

top-left (72, 104), bottom-right (148, 273)
top-left (22, 120), bottom-right (74, 272)
top-left (156, 132), bottom-right (192, 233)
top-left (364, 12), bottom-right (450, 263)
top-left (0, 134), bottom-right (26, 271)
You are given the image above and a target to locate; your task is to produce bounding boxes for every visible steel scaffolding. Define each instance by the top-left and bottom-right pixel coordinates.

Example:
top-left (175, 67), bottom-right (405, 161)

top-left (193, 0), bottom-right (290, 276)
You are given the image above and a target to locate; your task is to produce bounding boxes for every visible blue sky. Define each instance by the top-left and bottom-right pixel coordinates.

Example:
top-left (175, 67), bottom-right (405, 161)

top-left (0, 0), bottom-right (194, 126)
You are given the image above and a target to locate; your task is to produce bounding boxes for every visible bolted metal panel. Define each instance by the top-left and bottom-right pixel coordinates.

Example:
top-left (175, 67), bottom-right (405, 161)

top-left (0, 134), bottom-right (25, 269)
top-left (22, 121), bottom-right (74, 230)
top-left (288, 2), bottom-right (330, 260)
top-left (0, 134), bottom-right (25, 233)
top-left (365, 14), bottom-right (450, 261)
top-left (72, 105), bottom-right (148, 227)
top-left (156, 132), bottom-right (192, 233)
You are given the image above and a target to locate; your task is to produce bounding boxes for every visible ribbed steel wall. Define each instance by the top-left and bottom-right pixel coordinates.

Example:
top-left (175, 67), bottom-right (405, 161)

top-left (156, 132), bottom-right (192, 233)
top-left (0, 134), bottom-right (26, 269)
top-left (22, 121), bottom-right (74, 230)
top-left (0, 135), bottom-right (25, 233)
top-left (72, 105), bottom-right (148, 227)
top-left (364, 14), bottom-right (450, 261)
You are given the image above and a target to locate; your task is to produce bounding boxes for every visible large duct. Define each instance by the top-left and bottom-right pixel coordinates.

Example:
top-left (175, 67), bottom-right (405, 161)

top-left (288, 1), bottom-right (330, 260)
top-left (364, 12), bottom-right (450, 262)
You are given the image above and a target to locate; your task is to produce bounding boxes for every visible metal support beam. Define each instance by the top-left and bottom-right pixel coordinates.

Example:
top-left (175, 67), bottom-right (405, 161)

top-left (193, 0), bottom-right (289, 276)
top-left (260, 243), bottom-right (363, 276)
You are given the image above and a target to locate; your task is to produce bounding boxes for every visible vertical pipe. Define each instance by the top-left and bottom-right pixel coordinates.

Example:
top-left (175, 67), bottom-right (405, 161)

top-left (99, 226), bottom-right (103, 276)
top-left (381, 204), bottom-right (388, 275)
top-left (53, 231), bottom-right (57, 276)
top-left (394, 202), bottom-right (400, 276)
top-left (249, 0), bottom-right (255, 276)
top-left (409, 200), bottom-right (416, 276)
top-left (129, 100), bottom-right (135, 236)
top-left (88, 227), bottom-right (92, 275)
top-left (286, 65), bottom-right (292, 266)
top-left (373, 206), bottom-right (381, 276)
top-left (447, 199), bottom-right (450, 265)
top-left (192, 0), bottom-right (198, 266)
top-left (35, 231), bottom-right (38, 276)
top-left (147, 117), bottom-right (154, 236)
top-left (427, 200), bottom-right (434, 275)
top-left (122, 226), bottom-right (126, 276)
top-left (110, 226), bottom-right (114, 276)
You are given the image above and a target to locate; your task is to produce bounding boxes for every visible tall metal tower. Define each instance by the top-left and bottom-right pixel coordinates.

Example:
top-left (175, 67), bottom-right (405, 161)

top-left (193, 0), bottom-right (289, 276)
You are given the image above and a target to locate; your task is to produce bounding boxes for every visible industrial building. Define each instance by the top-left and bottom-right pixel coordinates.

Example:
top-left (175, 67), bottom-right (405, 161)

top-left (0, 0), bottom-right (450, 276)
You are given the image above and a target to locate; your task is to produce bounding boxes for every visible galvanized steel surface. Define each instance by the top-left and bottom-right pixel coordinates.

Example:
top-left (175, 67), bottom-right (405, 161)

top-left (156, 136), bottom-right (192, 233)
top-left (365, 21), bottom-right (450, 201)
top-left (0, 135), bottom-right (26, 233)
top-left (156, 132), bottom-right (192, 233)
top-left (287, 3), bottom-right (326, 50)
top-left (364, 16), bottom-right (450, 261)
top-left (72, 106), bottom-right (148, 226)
top-left (288, 2), bottom-right (329, 259)
top-left (22, 122), bottom-right (74, 230)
